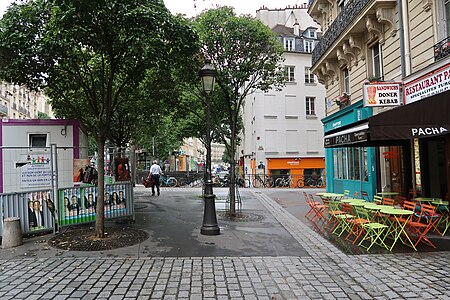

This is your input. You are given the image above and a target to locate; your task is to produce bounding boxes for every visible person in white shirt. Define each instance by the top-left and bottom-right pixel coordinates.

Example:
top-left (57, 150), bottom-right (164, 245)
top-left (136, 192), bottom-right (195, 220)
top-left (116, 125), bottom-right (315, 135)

top-left (150, 160), bottom-right (162, 196)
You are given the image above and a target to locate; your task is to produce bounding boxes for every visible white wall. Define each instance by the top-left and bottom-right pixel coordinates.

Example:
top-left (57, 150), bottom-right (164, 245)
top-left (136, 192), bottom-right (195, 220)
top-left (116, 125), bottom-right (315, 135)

top-left (1, 121), bottom-right (87, 192)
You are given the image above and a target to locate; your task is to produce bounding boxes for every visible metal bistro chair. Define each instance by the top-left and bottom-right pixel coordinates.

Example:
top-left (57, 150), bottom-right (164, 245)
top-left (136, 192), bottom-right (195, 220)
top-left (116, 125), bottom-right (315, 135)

top-left (403, 202), bottom-right (438, 248)
top-left (357, 206), bottom-right (389, 251)
top-left (373, 195), bottom-right (383, 204)
top-left (360, 191), bottom-right (370, 202)
top-left (382, 197), bottom-right (395, 206)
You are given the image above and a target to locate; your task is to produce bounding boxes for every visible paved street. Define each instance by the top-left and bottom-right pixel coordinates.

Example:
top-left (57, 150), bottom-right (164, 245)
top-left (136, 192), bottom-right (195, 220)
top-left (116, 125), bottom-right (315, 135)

top-left (0, 187), bottom-right (449, 299)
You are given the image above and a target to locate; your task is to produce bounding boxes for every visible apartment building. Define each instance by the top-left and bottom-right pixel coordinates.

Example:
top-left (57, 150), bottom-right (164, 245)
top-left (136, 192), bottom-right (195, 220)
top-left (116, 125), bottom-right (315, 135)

top-left (308, 0), bottom-right (449, 199)
top-left (240, 4), bottom-right (327, 184)
top-left (0, 81), bottom-right (54, 119)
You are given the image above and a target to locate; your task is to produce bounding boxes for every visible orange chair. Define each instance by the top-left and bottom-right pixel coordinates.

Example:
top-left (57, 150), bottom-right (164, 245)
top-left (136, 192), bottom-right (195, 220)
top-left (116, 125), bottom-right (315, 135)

top-left (353, 191), bottom-right (359, 198)
top-left (360, 191), bottom-right (369, 202)
top-left (304, 191), bottom-right (320, 220)
top-left (382, 197), bottom-right (395, 206)
top-left (345, 206), bottom-right (370, 244)
top-left (396, 195), bottom-right (407, 207)
top-left (407, 189), bottom-right (421, 202)
top-left (309, 193), bottom-right (327, 224)
top-left (404, 203), bottom-right (439, 248)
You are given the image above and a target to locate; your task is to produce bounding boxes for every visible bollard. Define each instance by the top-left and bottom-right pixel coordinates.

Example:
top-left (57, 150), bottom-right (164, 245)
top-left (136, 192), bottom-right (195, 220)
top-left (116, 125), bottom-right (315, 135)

top-left (2, 217), bottom-right (22, 249)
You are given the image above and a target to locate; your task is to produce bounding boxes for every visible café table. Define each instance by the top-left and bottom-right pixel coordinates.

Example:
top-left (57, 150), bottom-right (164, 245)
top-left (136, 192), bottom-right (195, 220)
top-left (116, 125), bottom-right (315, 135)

top-left (415, 197), bottom-right (442, 203)
top-left (379, 207), bottom-right (416, 251)
top-left (316, 192), bottom-right (345, 201)
top-left (341, 198), bottom-right (366, 204)
top-left (363, 203), bottom-right (393, 222)
top-left (432, 200), bottom-right (449, 236)
top-left (376, 192), bottom-right (399, 197)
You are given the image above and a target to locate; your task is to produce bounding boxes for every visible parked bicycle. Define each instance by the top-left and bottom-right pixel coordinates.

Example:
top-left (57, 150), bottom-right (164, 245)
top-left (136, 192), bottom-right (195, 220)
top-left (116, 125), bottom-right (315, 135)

top-left (303, 175), bottom-right (324, 187)
top-left (159, 174), bottom-right (177, 187)
top-left (274, 174), bottom-right (302, 188)
top-left (252, 174), bottom-right (274, 188)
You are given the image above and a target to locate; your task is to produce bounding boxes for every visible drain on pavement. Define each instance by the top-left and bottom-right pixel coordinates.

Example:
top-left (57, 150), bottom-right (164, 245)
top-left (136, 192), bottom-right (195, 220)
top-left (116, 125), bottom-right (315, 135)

top-left (217, 212), bottom-right (264, 222)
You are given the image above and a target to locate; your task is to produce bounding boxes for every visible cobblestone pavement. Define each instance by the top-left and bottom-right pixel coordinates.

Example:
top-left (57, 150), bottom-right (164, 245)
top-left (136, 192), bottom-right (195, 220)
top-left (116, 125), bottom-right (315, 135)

top-left (0, 189), bottom-right (449, 299)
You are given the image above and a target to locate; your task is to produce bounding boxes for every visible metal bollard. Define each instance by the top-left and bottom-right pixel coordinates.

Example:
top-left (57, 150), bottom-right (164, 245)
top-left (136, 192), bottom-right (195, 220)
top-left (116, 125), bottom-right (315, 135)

top-left (2, 217), bottom-right (22, 249)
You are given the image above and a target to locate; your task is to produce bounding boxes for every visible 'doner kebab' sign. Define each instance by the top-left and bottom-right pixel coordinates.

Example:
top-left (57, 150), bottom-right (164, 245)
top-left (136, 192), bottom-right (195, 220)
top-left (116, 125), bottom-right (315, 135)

top-left (363, 83), bottom-right (402, 107)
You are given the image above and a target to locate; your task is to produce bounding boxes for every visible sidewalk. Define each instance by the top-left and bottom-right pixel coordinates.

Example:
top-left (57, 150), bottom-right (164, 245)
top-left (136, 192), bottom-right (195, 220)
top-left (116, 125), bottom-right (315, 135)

top-left (0, 187), bottom-right (449, 299)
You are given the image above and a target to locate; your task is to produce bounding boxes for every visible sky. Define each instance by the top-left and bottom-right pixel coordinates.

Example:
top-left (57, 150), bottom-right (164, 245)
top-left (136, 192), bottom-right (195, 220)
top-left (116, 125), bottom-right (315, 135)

top-left (163, 0), bottom-right (305, 17)
top-left (0, 0), bottom-right (13, 16)
top-left (0, 1), bottom-right (305, 17)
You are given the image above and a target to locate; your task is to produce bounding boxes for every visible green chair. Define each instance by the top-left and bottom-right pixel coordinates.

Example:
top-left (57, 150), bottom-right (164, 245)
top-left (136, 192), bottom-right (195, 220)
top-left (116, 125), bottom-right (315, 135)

top-left (357, 207), bottom-right (389, 251)
top-left (343, 190), bottom-right (350, 198)
top-left (373, 195), bottom-right (383, 204)
top-left (332, 203), bottom-right (354, 236)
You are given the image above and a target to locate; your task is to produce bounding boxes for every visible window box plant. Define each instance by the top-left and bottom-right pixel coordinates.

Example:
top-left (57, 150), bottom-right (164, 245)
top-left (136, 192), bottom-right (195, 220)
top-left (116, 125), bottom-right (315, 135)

top-left (335, 93), bottom-right (350, 109)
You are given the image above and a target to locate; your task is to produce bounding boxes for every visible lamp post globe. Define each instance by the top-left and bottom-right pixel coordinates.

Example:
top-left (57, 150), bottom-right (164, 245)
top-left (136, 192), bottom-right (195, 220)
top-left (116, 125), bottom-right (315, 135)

top-left (199, 63), bottom-right (220, 236)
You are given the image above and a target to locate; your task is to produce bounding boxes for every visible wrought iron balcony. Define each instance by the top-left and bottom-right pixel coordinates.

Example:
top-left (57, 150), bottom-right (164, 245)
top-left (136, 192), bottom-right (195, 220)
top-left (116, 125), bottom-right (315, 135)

top-left (434, 37), bottom-right (450, 62)
top-left (0, 103), bottom-right (8, 116)
top-left (312, 0), bottom-right (371, 66)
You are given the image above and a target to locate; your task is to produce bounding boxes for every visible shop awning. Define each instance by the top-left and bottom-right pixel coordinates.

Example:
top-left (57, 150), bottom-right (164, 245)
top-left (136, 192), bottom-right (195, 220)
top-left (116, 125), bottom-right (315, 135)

top-left (369, 92), bottom-right (450, 140)
top-left (324, 123), bottom-right (369, 148)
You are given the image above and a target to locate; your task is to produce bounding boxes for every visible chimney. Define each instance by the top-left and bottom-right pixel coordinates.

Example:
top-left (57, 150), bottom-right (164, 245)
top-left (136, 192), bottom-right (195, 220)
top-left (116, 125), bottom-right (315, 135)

top-left (294, 18), bottom-right (300, 36)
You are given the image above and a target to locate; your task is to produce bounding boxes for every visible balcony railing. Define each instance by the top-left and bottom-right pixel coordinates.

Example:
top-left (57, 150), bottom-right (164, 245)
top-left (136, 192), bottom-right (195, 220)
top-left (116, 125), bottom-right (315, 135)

top-left (0, 103), bottom-right (8, 116)
top-left (434, 37), bottom-right (450, 62)
top-left (312, 0), bottom-right (371, 65)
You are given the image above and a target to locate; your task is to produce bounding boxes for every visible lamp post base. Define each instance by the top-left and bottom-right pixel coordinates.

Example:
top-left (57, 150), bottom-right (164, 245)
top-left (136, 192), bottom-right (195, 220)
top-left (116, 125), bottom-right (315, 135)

top-left (201, 181), bottom-right (220, 236)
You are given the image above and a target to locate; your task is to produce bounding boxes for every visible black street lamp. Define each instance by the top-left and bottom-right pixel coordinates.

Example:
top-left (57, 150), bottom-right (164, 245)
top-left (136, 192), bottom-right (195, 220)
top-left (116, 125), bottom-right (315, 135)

top-left (199, 63), bottom-right (220, 236)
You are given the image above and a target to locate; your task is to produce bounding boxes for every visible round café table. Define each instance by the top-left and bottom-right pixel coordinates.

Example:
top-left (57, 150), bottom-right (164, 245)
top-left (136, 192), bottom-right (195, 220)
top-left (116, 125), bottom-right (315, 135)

top-left (377, 192), bottom-right (399, 197)
top-left (316, 193), bottom-right (344, 201)
top-left (415, 197), bottom-right (442, 203)
top-left (379, 207), bottom-right (416, 251)
top-left (341, 198), bottom-right (366, 204)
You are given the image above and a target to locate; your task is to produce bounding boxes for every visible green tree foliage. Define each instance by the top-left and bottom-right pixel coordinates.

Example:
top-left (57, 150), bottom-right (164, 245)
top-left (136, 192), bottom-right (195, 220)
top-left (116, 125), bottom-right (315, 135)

top-left (0, 0), bottom-right (197, 237)
top-left (194, 7), bottom-right (285, 215)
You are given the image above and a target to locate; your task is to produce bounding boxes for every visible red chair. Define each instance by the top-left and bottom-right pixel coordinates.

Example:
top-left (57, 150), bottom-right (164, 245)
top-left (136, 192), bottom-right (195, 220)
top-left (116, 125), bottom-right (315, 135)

top-left (382, 197), bottom-right (395, 206)
top-left (395, 195), bottom-right (407, 207)
top-left (360, 191), bottom-right (369, 202)
top-left (404, 203), bottom-right (439, 248)
top-left (304, 192), bottom-right (326, 223)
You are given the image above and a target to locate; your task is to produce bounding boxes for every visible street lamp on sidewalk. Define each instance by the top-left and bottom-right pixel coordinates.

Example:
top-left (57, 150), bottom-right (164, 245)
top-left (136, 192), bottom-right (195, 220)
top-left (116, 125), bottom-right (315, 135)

top-left (199, 63), bottom-right (220, 236)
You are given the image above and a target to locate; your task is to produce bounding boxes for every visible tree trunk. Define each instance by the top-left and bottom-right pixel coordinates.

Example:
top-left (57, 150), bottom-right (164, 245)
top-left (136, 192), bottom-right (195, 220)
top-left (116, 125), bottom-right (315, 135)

top-left (95, 134), bottom-right (106, 238)
top-left (228, 125), bottom-right (236, 217)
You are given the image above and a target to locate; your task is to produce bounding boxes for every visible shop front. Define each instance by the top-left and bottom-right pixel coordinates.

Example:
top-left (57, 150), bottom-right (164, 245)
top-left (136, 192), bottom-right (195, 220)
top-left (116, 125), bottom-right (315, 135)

top-left (322, 101), bottom-right (376, 197)
top-left (266, 157), bottom-right (326, 187)
top-left (368, 86), bottom-right (450, 200)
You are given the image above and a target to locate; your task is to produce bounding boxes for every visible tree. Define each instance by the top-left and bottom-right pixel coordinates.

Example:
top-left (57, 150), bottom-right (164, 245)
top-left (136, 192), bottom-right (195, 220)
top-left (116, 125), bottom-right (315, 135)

top-left (0, 0), bottom-right (198, 237)
top-left (194, 7), bottom-right (285, 216)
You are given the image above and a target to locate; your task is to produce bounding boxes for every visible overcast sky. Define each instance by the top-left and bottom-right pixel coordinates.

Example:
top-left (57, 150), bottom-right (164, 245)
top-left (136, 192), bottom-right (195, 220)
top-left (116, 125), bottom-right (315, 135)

top-left (163, 0), bottom-right (303, 17)
top-left (0, 0), bottom-right (303, 17)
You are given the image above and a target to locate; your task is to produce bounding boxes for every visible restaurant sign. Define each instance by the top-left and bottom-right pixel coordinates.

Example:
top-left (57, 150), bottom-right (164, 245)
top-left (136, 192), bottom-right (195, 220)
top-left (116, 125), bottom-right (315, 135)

top-left (404, 64), bottom-right (450, 104)
top-left (324, 128), bottom-right (368, 148)
top-left (363, 83), bottom-right (402, 107)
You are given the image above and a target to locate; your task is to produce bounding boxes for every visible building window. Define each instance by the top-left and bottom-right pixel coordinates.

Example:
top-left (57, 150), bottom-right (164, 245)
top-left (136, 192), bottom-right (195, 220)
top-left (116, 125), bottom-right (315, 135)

top-left (284, 38), bottom-right (295, 51)
top-left (305, 97), bottom-right (315, 115)
top-left (338, 0), bottom-right (345, 12)
top-left (333, 148), bottom-right (368, 181)
top-left (29, 134), bottom-right (48, 148)
top-left (435, 0), bottom-right (450, 40)
top-left (305, 67), bottom-right (315, 83)
top-left (371, 42), bottom-right (383, 80)
top-left (342, 68), bottom-right (350, 94)
top-left (309, 30), bottom-right (316, 38)
top-left (304, 40), bottom-right (314, 53)
top-left (285, 66), bottom-right (295, 82)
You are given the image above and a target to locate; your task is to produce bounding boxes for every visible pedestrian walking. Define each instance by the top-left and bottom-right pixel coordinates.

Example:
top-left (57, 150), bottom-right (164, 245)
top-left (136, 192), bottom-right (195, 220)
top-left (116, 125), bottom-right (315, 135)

top-left (150, 160), bottom-right (162, 196)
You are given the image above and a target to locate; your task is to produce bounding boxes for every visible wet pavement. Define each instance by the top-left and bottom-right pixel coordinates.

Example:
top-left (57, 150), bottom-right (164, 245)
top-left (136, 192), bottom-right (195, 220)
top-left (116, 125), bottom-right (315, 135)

top-left (0, 186), bottom-right (449, 299)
